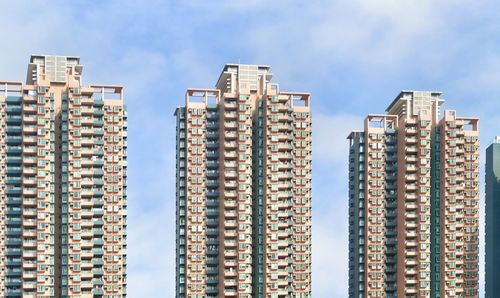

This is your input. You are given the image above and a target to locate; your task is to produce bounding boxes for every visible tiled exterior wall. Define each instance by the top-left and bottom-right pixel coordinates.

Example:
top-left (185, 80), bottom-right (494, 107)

top-left (348, 132), bottom-right (365, 298)
top-left (486, 139), bottom-right (500, 298)
top-left (0, 55), bottom-right (127, 298)
top-left (175, 64), bottom-right (312, 298)
top-left (360, 115), bottom-right (398, 298)
top-left (348, 91), bottom-right (479, 298)
top-left (0, 98), bottom-right (6, 295)
top-left (290, 99), bottom-right (312, 296)
top-left (440, 111), bottom-right (479, 297)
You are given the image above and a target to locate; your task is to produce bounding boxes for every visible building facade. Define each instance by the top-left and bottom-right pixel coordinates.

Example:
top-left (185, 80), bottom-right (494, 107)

top-left (175, 64), bottom-right (312, 297)
top-left (0, 55), bottom-right (127, 297)
top-left (486, 137), bottom-right (500, 298)
top-left (348, 91), bottom-right (479, 298)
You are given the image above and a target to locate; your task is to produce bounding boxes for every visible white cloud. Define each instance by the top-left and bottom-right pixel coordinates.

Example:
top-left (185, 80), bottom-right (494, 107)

top-left (0, 2), bottom-right (177, 296)
top-left (127, 202), bottom-right (173, 298)
top-left (311, 113), bottom-right (361, 296)
top-left (313, 196), bottom-right (349, 297)
top-left (314, 113), bottom-right (364, 165)
top-left (0, 1), bottom-right (499, 296)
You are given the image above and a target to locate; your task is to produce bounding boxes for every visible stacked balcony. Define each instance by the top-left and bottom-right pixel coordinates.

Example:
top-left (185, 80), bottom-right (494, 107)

top-left (5, 96), bottom-right (23, 297)
top-left (384, 131), bottom-right (398, 298)
top-left (205, 106), bottom-right (219, 297)
top-left (348, 132), bottom-right (366, 298)
top-left (175, 107), bottom-right (187, 297)
top-left (252, 100), bottom-right (266, 297)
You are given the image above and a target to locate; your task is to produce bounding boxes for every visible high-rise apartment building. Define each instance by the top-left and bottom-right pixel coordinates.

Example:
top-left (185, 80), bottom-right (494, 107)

top-left (348, 91), bottom-right (479, 298)
top-left (0, 55), bottom-right (127, 297)
top-left (486, 137), bottom-right (500, 298)
top-left (175, 64), bottom-right (312, 297)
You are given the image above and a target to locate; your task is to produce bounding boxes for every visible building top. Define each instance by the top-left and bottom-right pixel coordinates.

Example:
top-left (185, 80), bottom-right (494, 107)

top-left (347, 131), bottom-right (364, 140)
top-left (30, 54), bottom-right (81, 65)
top-left (27, 55), bottom-right (83, 85)
top-left (215, 64), bottom-right (273, 94)
top-left (385, 90), bottom-right (445, 123)
top-left (494, 136), bottom-right (500, 144)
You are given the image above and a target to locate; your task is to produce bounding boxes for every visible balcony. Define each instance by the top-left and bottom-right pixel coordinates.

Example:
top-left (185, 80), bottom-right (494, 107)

top-left (406, 175), bottom-right (418, 182)
top-left (6, 177), bottom-right (22, 184)
top-left (405, 241), bottom-right (417, 247)
top-left (224, 211), bottom-right (237, 218)
top-left (6, 248), bottom-right (22, 256)
top-left (7, 167), bottom-right (22, 175)
top-left (6, 238), bottom-right (22, 246)
top-left (93, 149), bottom-right (105, 156)
top-left (6, 269), bottom-right (22, 277)
top-left (406, 212), bottom-right (417, 219)
top-left (386, 193), bottom-right (397, 200)
top-left (205, 287), bottom-right (219, 296)
top-left (224, 152), bottom-right (238, 160)
top-left (207, 170), bottom-right (219, 178)
top-left (406, 156), bottom-right (418, 163)
top-left (6, 187), bottom-right (22, 195)
top-left (406, 231), bottom-right (418, 238)
top-left (207, 199), bottom-right (218, 207)
top-left (207, 142), bottom-right (219, 149)
top-left (93, 199), bottom-right (105, 206)
top-left (224, 181), bottom-right (237, 189)
top-left (93, 258), bottom-right (104, 266)
top-left (92, 205), bottom-right (105, 215)
top-left (207, 161), bottom-right (218, 169)
top-left (22, 157), bottom-right (36, 165)
top-left (386, 174), bottom-right (397, 181)
top-left (92, 278), bottom-right (104, 286)
top-left (224, 111), bottom-right (237, 119)
top-left (206, 218), bottom-right (218, 227)
top-left (206, 180), bottom-right (219, 188)
top-left (224, 191), bottom-right (237, 198)
top-left (223, 260), bottom-right (237, 267)
top-left (7, 115), bottom-right (22, 123)
top-left (207, 122), bottom-right (219, 130)
top-left (207, 210), bottom-right (219, 217)
top-left (93, 98), bottom-right (104, 106)
top-left (6, 228), bottom-right (21, 237)
top-left (6, 136), bottom-right (22, 145)
top-left (406, 127), bottom-right (417, 134)
top-left (224, 132), bottom-right (237, 139)
top-left (93, 288), bottom-right (105, 296)
top-left (207, 112), bottom-right (219, 120)
top-left (94, 179), bottom-right (104, 186)
top-left (6, 259), bottom-right (22, 267)
top-left (206, 227), bottom-right (218, 237)
top-left (224, 200), bottom-right (237, 208)
top-left (6, 198), bottom-right (22, 206)
top-left (92, 248), bottom-right (104, 255)
top-left (6, 106), bottom-right (22, 114)
top-left (224, 101), bottom-right (237, 110)
top-left (224, 170), bottom-right (237, 179)
top-left (93, 219), bottom-right (105, 226)
top-left (6, 209), bottom-right (22, 216)
top-left (92, 228), bottom-right (105, 237)
top-left (6, 146), bottom-right (22, 154)
top-left (207, 132), bottom-right (219, 139)
top-left (406, 203), bottom-right (418, 210)
top-left (207, 191), bottom-right (219, 198)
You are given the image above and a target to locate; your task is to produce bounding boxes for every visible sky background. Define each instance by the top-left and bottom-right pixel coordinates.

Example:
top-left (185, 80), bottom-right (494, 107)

top-left (1, 0), bottom-right (499, 296)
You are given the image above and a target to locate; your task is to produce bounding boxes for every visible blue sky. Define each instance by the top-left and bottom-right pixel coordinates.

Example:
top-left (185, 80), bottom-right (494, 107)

top-left (1, 1), bottom-right (499, 296)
